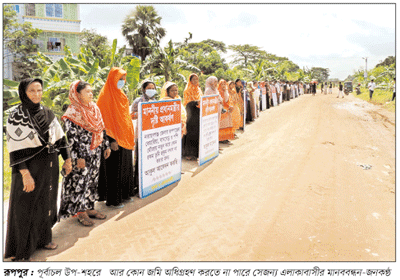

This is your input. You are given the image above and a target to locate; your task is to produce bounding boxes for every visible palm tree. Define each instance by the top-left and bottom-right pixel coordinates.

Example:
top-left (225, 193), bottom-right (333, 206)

top-left (142, 40), bottom-right (200, 83)
top-left (121, 5), bottom-right (166, 62)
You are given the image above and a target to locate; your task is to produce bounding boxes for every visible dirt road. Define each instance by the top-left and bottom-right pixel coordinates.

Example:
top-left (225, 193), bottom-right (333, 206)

top-left (29, 89), bottom-right (395, 262)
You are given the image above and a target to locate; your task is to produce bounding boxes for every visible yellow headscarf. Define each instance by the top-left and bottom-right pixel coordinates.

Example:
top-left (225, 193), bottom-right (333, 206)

top-left (160, 81), bottom-right (178, 100)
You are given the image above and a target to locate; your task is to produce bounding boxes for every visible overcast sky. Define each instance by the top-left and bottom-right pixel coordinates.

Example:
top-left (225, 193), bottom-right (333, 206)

top-left (80, 3), bottom-right (395, 80)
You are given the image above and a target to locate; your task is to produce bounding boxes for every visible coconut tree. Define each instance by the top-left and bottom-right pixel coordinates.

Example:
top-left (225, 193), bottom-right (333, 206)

top-left (121, 5), bottom-right (166, 62)
top-left (244, 60), bottom-right (266, 81)
top-left (142, 39), bottom-right (200, 94)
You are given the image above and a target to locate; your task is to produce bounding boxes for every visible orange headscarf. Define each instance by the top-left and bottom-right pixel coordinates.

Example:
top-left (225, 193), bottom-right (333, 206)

top-left (227, 81), bottom-right (237, 102)
top-left (96, 67), bottom-right (135, 150)
top-left (218, 79), bottom-right (231, 108)
top-left (62, 80), bottom-right (105, 150)
top-left (183, 73), bottom-right (203, 106)
top-left (160, 82), bottom-right (187, 136)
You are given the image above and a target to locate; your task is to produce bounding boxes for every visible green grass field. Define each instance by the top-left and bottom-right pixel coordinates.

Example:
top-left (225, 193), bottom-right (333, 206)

top-left (352, 87), bottom-right (395, 112)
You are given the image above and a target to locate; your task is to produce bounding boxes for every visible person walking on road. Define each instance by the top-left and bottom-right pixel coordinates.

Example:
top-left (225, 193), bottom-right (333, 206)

top-left (338, 82), bottom-right (344, 98)
top-left (368, 79), bottom-right (376, 100)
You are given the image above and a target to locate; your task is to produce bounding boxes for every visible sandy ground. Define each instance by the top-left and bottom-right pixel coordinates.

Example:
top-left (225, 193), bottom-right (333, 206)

top-left (3, 89), bottom-right (395, 262)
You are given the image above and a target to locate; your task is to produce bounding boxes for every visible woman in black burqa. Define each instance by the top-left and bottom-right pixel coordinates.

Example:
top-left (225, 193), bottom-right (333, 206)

top-left (5, 78), bottom-right (72, 261)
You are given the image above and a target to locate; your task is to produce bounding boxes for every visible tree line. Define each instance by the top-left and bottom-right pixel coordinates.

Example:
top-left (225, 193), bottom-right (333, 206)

top-left (4, 4), bottom-right (332, 123)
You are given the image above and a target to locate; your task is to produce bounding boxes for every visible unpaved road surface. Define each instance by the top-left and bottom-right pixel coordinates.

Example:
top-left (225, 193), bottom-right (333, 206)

top-left (6, 89), bottom-right (395, 262)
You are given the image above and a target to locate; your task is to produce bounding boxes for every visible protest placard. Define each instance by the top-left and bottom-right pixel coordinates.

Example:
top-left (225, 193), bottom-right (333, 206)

top-left (198, 95), bottom-right (219, 166)
top-left (138, 100), bottom-right (182, 198)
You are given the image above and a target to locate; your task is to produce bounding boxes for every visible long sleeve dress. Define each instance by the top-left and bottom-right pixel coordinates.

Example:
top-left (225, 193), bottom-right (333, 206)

top-left (59, 120), bottom-right (109, 219)
top-left (5, 105), bottom-right (70, 261)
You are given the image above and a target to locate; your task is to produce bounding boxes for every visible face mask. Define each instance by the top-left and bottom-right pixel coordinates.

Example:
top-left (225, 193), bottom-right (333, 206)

top-left (145, 89), bottom-right (157, 98)
top-left (117, 80), bottom-right (125, 89)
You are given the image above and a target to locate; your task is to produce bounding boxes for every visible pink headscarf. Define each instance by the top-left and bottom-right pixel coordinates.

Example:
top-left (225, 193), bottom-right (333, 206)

top-left (62, 80), bottom-right (105, 150)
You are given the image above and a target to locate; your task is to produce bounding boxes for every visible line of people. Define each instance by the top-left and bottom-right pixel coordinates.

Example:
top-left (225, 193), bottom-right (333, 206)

top-left (5, 67), bottom-right (307, 261)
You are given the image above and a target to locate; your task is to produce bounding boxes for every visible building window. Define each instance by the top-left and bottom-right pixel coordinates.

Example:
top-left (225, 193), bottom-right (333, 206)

top-left (25, 4), bottom-right (35, 16)
top-left (33, 39), bottom-right (44, 51)
top-left (46, 4), bottom-right (62, 18)
top-left (47, 37), bottom-right (65, 52)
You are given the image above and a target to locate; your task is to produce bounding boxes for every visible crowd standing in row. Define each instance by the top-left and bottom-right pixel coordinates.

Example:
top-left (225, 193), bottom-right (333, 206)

top-left (9, 66), bottom-right (350, 261)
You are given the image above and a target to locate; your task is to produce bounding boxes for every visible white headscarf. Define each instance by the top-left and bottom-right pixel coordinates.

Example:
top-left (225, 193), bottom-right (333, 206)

top-left (204, 76), bottom-right (218, 96)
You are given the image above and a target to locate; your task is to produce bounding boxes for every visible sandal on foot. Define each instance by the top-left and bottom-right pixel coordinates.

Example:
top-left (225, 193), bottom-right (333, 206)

top-left (44, 242), bottom-right (58, 250)
top-left (78, 213), bottom-right (94, 226)
top-left (87, 210), bottom-right (107, 220)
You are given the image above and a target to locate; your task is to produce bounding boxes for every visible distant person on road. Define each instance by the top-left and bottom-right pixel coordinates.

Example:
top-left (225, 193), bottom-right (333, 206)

top-left (355, 83), bottom-right (361, 95)
top-left (270, 81), bottom-right (278, 106)
top-left (228, 81), bottom-right (243, 132)
top-left (218, 79), bottom-right (235, 143)
top-left (338, 82), bottom-right (344, 98)
top-left (247, 81), bottom-right (256, 119)
top-left (392, 78), bottom-right (395, 101)
top-left (265, 80), bottom-right (272, 108)
top-left (321, 82), bottom-right (324, 94)
top-left (368, 79), bottom-right (376, 100)
top-left (329, 82), bottom-right (333, 94)
top-left (324, 82), bottom-right (328, 94)
top-left (234, 79), bottom-right (246, 123)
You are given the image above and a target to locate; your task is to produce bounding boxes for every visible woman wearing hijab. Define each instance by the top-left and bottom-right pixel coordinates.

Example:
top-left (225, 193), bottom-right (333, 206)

top-left (228, 81), bottom-right (242, 132)
top-left (131, 79), bottom-right (157, 192)
top-left (265, 81), bottom-right (271, 109)
top-left (217, 79), bottom-right (235, 143)
top-left (247, 81), bottom-right (256, 121)
top-left (183, 73), bottom-right (203, 160)
top-left (5, 78), bottom-right (72, 261)
top-left (204, 76), bottom-right (221, 113)
top-left (131, 80), bottom-right (158, 120)
top-left (241, 80), bottom-right (252, 123)
top-left (160, 81), bottom-right (187, 138)
top-left (234, 79), bottom-right (245, 126)
top-left (59, 81), bottom-right (111, 226)
top-left (97, 67), bottom-right (135, 208)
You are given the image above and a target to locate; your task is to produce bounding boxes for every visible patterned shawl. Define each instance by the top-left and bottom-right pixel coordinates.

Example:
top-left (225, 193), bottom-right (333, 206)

top-left (62, 80), bottom-right (105, 150)
top-left (6, 78), bottom-right (67, 167)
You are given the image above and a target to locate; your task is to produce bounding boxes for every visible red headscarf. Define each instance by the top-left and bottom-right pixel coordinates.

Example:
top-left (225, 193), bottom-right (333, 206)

top-left (62, 80), bottom-right (105, 150)
top-left (96, 67), bottom-right (135, 150)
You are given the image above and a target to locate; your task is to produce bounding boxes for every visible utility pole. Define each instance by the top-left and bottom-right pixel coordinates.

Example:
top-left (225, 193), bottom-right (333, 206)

top-left (362, 57), bottom-right (368, 78)
top-left (362, 57), bottom-right (368, 88)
